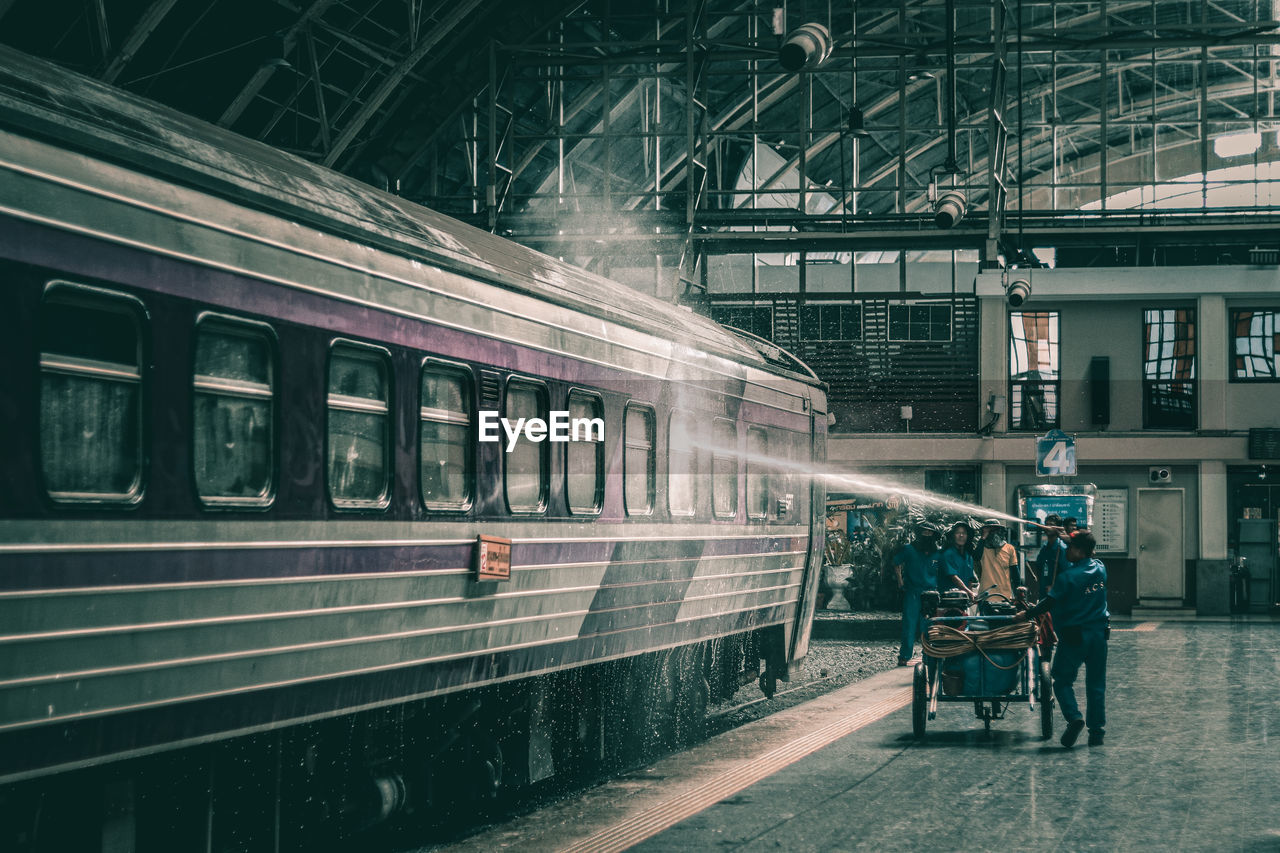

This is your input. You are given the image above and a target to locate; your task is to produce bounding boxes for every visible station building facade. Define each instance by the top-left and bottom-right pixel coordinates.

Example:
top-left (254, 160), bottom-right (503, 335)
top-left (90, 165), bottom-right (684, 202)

top-left (702, 259), bottom-right (1280, 615)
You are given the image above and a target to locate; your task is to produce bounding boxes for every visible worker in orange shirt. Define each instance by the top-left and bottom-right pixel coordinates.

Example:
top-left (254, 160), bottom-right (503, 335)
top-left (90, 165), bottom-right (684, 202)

top-left (976, 519), bottom-right (1021, 605)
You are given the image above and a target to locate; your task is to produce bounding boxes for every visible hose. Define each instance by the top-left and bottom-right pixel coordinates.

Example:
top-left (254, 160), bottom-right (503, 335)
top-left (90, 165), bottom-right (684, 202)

top-left (920, 620), bottom-right (1039, 670)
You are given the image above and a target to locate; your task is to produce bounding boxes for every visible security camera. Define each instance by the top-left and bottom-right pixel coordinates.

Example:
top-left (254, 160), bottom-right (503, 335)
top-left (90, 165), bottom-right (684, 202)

top-left (933, 190), bottom-right (966, 229)
top-left (1005, 278), bottom-right (1031, 307)
top-left (778, 23), bottom-right (833, 71)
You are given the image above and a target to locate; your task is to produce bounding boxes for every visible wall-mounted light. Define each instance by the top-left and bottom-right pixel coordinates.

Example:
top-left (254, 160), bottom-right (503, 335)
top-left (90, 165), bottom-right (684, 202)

top-left (779, 23), bottom-right (833, 71)
top-left (979, 394), bottom-right (1006, 436)
top-left (1006, 278), bottom-right (1031, 307)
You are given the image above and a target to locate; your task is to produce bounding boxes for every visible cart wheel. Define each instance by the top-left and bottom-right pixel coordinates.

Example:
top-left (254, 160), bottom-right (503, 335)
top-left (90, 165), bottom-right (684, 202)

top-left (912, 664), bottom-right (927, 738)
top-left (1039, 661), bottom-right (1055, 739)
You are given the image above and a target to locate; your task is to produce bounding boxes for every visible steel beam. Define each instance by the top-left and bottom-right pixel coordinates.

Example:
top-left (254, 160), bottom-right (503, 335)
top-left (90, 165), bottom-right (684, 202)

top-left (101, 0), bottom-right (179, 83)
top-left (218, 0), bottom-right (338, 128)
top-left (321, 0), bottom-right (485, 166)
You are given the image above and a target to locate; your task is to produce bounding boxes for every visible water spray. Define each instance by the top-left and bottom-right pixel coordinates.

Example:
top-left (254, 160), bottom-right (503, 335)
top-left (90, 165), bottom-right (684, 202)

top-left (692, 440), bottom-right (1056, 531)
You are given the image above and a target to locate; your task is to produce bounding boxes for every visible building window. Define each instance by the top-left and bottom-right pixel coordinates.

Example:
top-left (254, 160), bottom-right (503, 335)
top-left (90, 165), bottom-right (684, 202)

top-left (710, 304), bottom-right (773, 340)
top-left (505, 380), bottom-right (547, 512)
top-left (39, 283), bottom-right (144, 503)
top-left (1009, 311), bottom-right (1060, 430)
top-left (712, 418), bottom-right (738, 519)
top-left (668, 410), bottom-right (698, 516)
top-left (1232, 309), bottom-right (1279, 381)
top-left (624, 403), bottom-right (656, 516)
top-left (420, 362), bottom-right (473, 510)
top-left (566, 390), bottom-right (604, 514)
top-left (746, 426), bottom-right (770, 520)
top-left (800, 303), bottom-right (863, 341)
top-left (924, 468), bottom-right (978, 504)
top-left (888, 304), bottom-right (952, 342)
top-left (327, 343), bottom-right (392, 508)
top-left (1143, 308), bottom-right (1197, 430)
top-left (193, 316), bottom-right (274, 506)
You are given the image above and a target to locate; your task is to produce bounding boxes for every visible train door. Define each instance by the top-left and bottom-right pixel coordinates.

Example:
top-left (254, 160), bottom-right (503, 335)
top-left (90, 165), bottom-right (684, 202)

top-left (791, 408), bottom-right (827, 662)
top-left (1136, 487), bottom-right (1185, 602)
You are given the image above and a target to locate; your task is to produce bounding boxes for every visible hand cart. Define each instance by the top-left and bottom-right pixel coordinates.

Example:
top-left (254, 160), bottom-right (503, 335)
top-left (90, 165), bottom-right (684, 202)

top-left (911, 590), bottom-right (1054, 738)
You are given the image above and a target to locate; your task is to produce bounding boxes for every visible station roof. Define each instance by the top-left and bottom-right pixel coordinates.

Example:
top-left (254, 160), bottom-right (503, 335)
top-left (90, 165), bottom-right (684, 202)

top-left (4, 1), bottom-right (1280, 266)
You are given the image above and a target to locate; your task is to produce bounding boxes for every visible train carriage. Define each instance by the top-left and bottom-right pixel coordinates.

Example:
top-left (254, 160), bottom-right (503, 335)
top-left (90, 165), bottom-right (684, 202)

top-left (0, 46), bottom-right (827, 846)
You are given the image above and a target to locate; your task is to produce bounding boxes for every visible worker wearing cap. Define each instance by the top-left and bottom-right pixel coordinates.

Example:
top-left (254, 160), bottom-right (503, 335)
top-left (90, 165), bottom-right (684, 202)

top-left (893, 522), bottom-right (940, 666)
top-left (1016, 531), bottom-right (1110, 747)
top-left (1036, 514), bottom-right (1069, 593)
top-left (977, 519), bottom-right (1021, 604)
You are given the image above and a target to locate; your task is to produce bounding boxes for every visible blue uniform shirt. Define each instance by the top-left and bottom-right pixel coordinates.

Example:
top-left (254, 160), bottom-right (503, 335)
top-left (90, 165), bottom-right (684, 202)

top-left (1037, 539), bottom-right (1068, 588)
top-left (893, 544), bottom-right (937, 591)
top-left (938, 545), bottom-right (976, 588)
top-left (1048, 557), bottom-right (1110, 627)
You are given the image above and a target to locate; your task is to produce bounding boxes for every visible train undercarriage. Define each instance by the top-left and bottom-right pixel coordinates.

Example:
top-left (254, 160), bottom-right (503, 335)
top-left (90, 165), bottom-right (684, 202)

top-left (1, 626), bottom-right (788, 852)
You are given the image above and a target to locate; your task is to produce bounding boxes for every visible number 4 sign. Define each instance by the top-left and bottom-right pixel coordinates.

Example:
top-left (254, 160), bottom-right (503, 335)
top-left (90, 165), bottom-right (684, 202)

top-left (1036, 429), bottom-right (1077, 477)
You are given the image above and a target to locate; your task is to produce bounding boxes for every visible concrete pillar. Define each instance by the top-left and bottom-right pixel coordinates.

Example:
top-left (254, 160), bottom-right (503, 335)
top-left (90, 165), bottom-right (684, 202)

top-left (978, 297), bottom-right (1009, 434)
top-left (1199, 459), bottom-right (1228, 560)
top-left (1198, 294), bottom-right (1227, 432)
top-left (980, 461), bottom-right (1007, 513)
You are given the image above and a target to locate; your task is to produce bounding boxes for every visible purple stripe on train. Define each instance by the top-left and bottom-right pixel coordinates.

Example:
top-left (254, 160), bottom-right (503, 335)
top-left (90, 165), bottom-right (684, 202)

top-left (0, 217), bottom-right (815, 425)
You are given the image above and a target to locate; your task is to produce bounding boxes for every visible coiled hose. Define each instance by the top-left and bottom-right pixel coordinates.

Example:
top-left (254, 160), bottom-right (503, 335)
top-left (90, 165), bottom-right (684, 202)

top-left (920, 620), bottom-right (1039, 670)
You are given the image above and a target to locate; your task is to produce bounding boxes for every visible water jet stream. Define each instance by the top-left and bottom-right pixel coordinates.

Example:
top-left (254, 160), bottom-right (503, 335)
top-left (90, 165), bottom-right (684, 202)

top-left (694, 442), bottom-right (1052, 530)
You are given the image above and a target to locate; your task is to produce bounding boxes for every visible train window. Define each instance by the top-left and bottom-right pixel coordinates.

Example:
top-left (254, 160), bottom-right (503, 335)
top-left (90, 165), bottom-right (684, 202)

top-left (327, 343), bottom-right (392, 509)
top-left (566, 390), bottom-right (604, 514)
top-left (668, 410), bottom-right (698, 516)
top-left (420, 362), bottom-right (473, 510)
top-left (39, 283), bottom-right (144, 503)
top-left (505, 380), bottom-right (547, 512)
top-left (624, 403), bottom-right (655, 516)
top-left (746, 426), bottom-right (770, 520)
top-left (712, 418), bottom-right (738, 519)
top-left (193, 316), bottom-right (275, 507)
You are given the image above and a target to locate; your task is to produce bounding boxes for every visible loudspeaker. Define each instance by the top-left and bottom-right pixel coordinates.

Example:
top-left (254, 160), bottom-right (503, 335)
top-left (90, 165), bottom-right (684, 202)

top-left (1149, 467), bottom-right (1173, 484)
top-left (1090, 357), bottom-right (1111, 426)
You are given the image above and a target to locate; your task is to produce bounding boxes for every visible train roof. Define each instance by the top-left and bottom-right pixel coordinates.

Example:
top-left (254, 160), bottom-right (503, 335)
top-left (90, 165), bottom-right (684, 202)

top-left (0, 46), bottom-right (817, 385)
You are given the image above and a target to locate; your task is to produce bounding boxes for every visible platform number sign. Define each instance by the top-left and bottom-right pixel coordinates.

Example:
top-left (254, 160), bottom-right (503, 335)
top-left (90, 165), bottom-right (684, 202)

top-left (1036, 429), bottom-right (1077, 477)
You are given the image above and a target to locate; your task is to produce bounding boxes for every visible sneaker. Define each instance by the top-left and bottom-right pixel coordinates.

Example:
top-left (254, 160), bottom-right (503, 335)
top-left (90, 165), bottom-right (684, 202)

top-left (897, 658), bottom-right (911, 667)
top-left (1060, 718), bottom-right (1085, 748)
top-left (1088, 730), bottom-right (1104, 746)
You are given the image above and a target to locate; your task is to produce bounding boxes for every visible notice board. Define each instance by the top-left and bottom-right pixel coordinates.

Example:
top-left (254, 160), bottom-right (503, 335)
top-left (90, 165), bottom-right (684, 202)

top-left (1093, 488), bottom-right (1128, 553)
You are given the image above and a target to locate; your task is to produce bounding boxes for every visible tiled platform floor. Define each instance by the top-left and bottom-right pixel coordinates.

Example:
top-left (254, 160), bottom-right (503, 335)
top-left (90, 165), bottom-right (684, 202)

top-left (433, 622), bottom-right (1280, 852)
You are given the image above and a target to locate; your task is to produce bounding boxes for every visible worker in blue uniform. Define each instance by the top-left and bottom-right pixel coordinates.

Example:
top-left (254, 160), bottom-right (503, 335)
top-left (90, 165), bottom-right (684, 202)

top-left (1035, 513), bottom-right (1069, 592)
top-left (893, 522), bottom-right (940, 666)
top-left (938, 521), bottom-right (976, 599)
top-left (1033, 515), bottom-right (1069, 660)
top-left (1016, 530), bottom-right (1110, 747)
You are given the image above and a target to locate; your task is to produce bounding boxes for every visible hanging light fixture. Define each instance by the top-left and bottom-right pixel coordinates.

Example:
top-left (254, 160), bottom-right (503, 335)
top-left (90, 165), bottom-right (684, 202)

top-left (848, 105), bottom-right (870, 138)
top-left (906, 49), bottom-right (935, 82)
